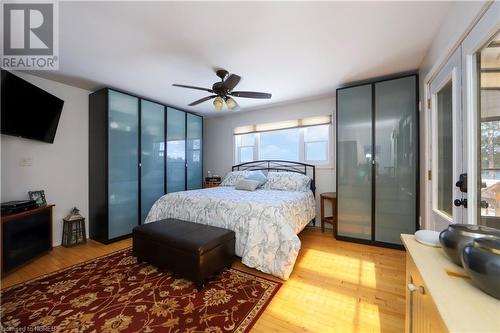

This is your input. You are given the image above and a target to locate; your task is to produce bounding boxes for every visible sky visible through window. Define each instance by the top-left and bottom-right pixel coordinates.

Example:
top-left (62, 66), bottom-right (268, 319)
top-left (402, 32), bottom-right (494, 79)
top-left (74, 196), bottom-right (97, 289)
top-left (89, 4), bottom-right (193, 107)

top-left (236, 124), bottom-right (330, 164)
top-left (306, 142), bottom-right (327, 160)
top-left (260, 128), bottom-right (300, 161)
top-left (240, 147), bottom-right (253, 163)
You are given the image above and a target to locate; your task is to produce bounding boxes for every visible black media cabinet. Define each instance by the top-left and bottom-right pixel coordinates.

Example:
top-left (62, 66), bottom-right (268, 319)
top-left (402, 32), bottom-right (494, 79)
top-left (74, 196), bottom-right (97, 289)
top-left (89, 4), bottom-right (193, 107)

top-left (1, 205), bottom-right (54, 275)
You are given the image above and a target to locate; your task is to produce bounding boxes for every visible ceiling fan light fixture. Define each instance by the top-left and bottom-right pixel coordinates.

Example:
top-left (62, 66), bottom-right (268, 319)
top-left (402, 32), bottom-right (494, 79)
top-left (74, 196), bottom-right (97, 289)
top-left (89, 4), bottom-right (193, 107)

top-left (173, 69), bottom-right (271, 108)
top-left (226, 97), bottom-right (237, 110)
top-left (213, 96), bottom-right (224, 111)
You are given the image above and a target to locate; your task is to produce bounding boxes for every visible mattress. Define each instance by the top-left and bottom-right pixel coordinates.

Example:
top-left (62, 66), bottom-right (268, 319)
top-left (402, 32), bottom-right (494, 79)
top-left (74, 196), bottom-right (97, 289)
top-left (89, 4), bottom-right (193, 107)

top-left (145, 186), bottom-right (316, 279)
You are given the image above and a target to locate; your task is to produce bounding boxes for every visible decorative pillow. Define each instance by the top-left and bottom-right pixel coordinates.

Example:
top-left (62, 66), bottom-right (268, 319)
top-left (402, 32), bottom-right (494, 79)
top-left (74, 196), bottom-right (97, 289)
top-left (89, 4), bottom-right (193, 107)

top-left (235, 179), bottom-right (260, 191)
top-left (262, 172), bottom-right (311, 192)
top-left (244, 170), bottom-right (268, 187)
top-left (220, 171), bottom-right (251, 186)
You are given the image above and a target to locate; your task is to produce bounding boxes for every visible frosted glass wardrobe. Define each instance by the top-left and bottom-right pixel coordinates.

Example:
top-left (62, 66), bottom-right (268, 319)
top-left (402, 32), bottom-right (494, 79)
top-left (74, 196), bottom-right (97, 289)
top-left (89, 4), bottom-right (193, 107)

top-left (336, 74), bottom-right (418, 246)
top-left (89, 89), bottom-right (203, 243)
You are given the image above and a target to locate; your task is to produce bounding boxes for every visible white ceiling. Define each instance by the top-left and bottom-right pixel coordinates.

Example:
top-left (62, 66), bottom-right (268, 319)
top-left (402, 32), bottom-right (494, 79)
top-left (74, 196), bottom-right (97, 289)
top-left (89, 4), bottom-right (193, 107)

top-left (29, 1), bottom-right (451, 115)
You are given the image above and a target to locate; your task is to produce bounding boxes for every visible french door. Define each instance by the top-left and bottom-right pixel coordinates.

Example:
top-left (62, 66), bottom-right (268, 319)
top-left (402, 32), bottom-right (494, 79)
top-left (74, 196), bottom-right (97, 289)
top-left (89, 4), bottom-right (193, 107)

top-left (462, 1), bottom-right (500, 228)
top-left (428, 1), bottom-right (500, 229)
top-left (429, 47), bottom-right (465, 231)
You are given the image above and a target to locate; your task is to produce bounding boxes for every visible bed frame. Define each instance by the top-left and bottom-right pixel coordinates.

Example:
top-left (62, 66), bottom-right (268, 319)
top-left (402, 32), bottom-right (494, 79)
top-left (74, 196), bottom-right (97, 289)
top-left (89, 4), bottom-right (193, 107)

top-left (232, 160), bottom-right (316, 196)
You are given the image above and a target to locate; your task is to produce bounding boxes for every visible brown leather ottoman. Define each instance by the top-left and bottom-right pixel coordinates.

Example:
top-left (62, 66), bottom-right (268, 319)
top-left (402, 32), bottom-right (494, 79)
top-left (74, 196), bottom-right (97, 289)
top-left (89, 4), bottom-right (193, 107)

top-left (132, 219), bottom-right (235, 291)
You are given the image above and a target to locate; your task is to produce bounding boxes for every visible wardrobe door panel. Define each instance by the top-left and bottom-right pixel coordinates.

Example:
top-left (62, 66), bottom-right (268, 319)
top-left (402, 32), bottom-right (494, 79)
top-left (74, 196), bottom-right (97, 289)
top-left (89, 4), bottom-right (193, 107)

top-left (108, 90), bottom-right (139, 239)
top-left (374, 76), bottom-right (417, 244)
top-left (186, 114), bottom-right (203, 190)
top-left (337, 85), bottom-right (373, 240)
top-left (167, 108), bottom-right (186, 193)
top-left (141, 100), bottom-right (165, 223)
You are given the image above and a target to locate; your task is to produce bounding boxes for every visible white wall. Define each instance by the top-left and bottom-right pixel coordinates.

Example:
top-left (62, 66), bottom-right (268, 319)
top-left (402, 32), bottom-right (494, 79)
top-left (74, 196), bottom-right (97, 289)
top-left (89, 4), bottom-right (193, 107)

top-left (203, 97), bottom-right (336, 220)
top-left (1, 72), bottom-right (90, 246)
top-left (418, 1), bottom-right (488, 231)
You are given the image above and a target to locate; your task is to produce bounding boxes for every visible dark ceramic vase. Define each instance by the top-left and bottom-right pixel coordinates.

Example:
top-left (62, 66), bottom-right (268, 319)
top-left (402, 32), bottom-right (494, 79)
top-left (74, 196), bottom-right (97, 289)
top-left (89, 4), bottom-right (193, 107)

top-left (462, 237), bottom-right (500, 300)
top-left (439, 224), bottom-right (500, 266)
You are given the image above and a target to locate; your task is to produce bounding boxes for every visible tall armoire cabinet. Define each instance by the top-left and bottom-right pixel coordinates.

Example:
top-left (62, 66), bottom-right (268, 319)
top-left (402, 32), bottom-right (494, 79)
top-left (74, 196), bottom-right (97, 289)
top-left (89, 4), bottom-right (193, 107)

top-left (89, 89), bottom-right (203, 243)
top-left (336, 74), bottom-right (418, 247)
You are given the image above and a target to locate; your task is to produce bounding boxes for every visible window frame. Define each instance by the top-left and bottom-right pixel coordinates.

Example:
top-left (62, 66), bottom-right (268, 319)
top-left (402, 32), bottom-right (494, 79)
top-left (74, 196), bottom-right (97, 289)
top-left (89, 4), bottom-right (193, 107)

top-left (235, 133), bottom-right (259, 164)
top-left (304, 140), bottom-right (329, 164)
top-left (303, 124), bottom-right (331, 165)
top-left (233, 123), bottom-right (333, 168)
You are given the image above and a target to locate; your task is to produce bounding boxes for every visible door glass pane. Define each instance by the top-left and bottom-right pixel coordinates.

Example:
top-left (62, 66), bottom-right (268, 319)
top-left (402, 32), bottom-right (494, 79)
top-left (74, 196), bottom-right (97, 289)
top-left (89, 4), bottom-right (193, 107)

top-left (437, 81), bottom-right (453, 217)
top-left (478, 31), bottom-right (500, 228)
top-left (374, 76), bottom-right (417, 245)
top-left (108, 90), bottom-right (138, 238)
top-left (187, 114), bottom-right (202, 190)
top-left (167, 108), bottom-right (185, 193)
top-left (141, 100), bottom-right (164, 223)
top-left (337, 85), bottom-right (372, 240)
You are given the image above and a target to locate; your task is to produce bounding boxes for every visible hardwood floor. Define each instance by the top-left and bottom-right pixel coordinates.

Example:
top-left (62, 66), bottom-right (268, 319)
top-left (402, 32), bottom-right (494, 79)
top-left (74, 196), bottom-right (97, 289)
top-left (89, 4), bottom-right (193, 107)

top-left (0, 238), bottom-right (131, 289)
top-left (0, 228), bottom-right (406, 333)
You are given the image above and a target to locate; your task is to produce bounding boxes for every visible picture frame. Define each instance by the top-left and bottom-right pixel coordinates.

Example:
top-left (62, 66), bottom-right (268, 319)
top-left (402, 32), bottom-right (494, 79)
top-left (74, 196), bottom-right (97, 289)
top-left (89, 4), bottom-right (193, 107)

top-left (28, 190), bottom-right (47, 206)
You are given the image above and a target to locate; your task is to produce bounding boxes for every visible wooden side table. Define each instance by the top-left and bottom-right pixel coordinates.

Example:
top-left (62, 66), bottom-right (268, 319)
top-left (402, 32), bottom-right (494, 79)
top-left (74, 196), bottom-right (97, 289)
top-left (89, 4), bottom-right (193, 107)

top-left (320, 192), bottom-right (337, 237)
top-left (203, 181), bottom-right (221, 188)
top-left (1, 204), bottom-right (54, 275)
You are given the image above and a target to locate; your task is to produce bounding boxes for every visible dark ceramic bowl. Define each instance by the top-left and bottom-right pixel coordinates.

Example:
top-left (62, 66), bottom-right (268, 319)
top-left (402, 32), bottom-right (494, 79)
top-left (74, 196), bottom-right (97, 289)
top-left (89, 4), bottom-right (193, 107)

top-left (439, 224), bottom-right (500, 266)
top-left (462, 237), bottom-right (500, 300)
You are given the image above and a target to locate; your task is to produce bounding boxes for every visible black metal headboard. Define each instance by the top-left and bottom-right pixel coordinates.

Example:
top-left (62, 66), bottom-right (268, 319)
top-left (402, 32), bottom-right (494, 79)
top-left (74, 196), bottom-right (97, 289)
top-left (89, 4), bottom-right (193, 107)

top-left (232, 160), bottom-right (316, 195)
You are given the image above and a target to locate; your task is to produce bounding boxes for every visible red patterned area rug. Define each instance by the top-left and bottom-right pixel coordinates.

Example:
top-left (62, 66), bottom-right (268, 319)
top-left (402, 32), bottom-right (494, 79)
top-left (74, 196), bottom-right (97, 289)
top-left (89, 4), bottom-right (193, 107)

top-left (1, 248), bottom-right (281, 333)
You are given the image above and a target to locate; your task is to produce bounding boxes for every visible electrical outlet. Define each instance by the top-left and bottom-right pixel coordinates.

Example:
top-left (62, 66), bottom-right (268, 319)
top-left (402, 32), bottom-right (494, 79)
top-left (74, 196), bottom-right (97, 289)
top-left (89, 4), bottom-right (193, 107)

top-left (20, 157), bottom-right (33, 167)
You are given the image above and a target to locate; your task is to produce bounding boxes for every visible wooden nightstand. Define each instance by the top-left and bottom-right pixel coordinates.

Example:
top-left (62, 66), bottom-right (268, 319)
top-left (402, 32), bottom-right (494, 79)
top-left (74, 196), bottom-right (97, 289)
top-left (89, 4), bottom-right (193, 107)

top-left (203, 181), bottom-right (221, 188)
top-left (320, 192), bottom-right (337, 237)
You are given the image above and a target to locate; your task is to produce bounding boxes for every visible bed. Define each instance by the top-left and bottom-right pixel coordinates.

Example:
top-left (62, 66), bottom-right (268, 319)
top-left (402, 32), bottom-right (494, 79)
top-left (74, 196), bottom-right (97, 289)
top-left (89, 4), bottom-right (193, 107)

top-left (145, 160), bottom-right (316, 280)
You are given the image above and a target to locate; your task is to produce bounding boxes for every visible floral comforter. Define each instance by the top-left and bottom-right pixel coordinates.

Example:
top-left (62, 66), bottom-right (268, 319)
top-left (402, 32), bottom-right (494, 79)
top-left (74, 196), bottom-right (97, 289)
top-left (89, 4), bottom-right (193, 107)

top-left (145, 186), bottom-right (316, 280)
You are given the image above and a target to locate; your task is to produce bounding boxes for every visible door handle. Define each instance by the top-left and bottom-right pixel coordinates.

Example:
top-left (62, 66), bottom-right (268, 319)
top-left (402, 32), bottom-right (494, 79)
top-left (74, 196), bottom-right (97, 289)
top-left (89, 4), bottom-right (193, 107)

top-left (455, 173), bottom-right (467, 193)
top-left (454, 198), bottom-right (468, 208)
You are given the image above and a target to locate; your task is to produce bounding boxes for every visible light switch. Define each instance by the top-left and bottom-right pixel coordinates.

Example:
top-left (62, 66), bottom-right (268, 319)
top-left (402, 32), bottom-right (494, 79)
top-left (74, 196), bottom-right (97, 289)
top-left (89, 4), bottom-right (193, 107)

top-left (20, 157), bottom-right (33, 167)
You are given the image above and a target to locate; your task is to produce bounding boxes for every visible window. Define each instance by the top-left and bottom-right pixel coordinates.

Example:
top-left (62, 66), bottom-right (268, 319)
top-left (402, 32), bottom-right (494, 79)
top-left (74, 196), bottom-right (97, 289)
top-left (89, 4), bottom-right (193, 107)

top-left (234, 123), bottom-right (332, 166)
top-left (260, 128), bottom-right (300, 161)
top-left (480, 119), bottom-right (500, 217)
top-left (304, 125), bottom-right (329, 162)
top-left (478, 31), bottom-right (500, 224)
top-left (235, 133), bottom-right (256, 163)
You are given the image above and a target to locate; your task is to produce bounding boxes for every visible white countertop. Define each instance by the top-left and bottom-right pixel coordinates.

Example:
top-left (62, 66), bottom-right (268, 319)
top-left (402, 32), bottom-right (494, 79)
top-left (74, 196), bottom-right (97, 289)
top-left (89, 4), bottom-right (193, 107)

top-left (401, 234), bottom-right (500, 333)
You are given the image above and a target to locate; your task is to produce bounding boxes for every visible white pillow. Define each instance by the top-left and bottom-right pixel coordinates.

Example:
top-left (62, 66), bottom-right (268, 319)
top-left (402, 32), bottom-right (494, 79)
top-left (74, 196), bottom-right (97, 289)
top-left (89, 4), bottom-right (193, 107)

top-left (220, 171), bottom-right (251, 186)
top-left (262, 172), bottom-right (311, 192)
top-left (235, 179), bottom-right (260, 191)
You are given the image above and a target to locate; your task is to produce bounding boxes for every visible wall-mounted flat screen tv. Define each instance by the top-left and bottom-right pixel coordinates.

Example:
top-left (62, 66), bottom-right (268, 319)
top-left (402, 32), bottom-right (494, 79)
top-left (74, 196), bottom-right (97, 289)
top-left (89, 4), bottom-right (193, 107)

top-left (1, 70), bottom-right (64, 143)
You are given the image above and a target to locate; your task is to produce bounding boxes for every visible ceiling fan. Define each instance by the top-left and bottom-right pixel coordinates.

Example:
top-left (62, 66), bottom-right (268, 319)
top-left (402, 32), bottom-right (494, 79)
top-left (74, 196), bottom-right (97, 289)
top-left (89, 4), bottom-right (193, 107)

top-left (172, 69), bottom-right (272, 111)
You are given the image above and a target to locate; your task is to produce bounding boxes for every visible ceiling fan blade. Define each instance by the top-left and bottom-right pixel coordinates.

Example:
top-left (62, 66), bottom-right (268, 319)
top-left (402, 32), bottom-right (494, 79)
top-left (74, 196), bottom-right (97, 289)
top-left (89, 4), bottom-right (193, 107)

top-left (188, 95), bottom-right (217, 106)
top-left (230, 91), bottom-right (272, 99)
top-left (222, 74), bottom-right (241, 91)
top-left (172, 84), bottom-right (213, 93)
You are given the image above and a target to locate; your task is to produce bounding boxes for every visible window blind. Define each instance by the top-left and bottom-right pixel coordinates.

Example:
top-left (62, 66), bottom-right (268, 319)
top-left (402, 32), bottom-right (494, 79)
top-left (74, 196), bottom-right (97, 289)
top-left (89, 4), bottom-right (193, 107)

top-left (233, 115), bottom-right (331, 135)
